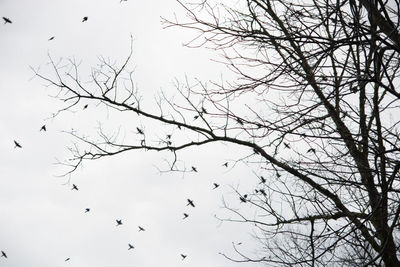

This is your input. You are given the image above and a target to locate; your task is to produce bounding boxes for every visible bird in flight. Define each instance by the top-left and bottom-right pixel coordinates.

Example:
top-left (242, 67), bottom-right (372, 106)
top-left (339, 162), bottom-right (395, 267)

top-left (40, 125), bottom-right (47, 131)
top-left (138, 226), bottom-right (145, 232)
top-left (83, 104), bottom-right (88, 109)
top-left (191, 166), bottom-right (197, 172)
top-left (239, 195), bottom-right (247, 203)
top-left (84, 208), bottom-right (90, 213)
top-left (2, 17), bottom-right (12, 24)
top-left (14, 140), bottom-right (22, 148)
top-left (82, 16), bottom-right (88, 22)
top-left (183, 213), bottom-right (189, 219)
top-left (213, 183), bottom-right (220, 189)
top-left (48, 36), bottom-right (55, 41)
top-left (72, 184), bottom-right (78, 191)
top-left (181, 254), bottom-right (187, 260)
top-left (65, 257), bottom-right (70, 262)
top-left (284, 142), bottom-right (291, 149)
top-left (116, 219), bottom-right (123, 226)
top-left (137, 127), bottom-right (144, 134)
top-left (260, 176), bottom-right (266, 184)
top-left (307, 148), bottom-right (316, 153)
top-left (128, 243), bottom-right (134, 250)
top-left (187, 199), bottom-right (195, 207)
top-left (1, 251), bottom-right (7, 258)
top-left (222, 162), bottom-right (228, 167)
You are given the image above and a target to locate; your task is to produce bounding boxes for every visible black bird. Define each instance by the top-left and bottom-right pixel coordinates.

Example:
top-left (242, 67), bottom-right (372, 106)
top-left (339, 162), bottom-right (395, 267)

top-left (307, 148), bottom-right (316, 153)
top-left (201, 107), bottom-right (207, 114)
top-left (72, 184), bottom-right (78, 191)
top-left (2, 17), bottom-right (12, 24)
top-left (40, 125), bottom-right (47, 131)
top-left (128, 243), bottom-right (134, 250)
top-left (137, 127), bottom-right (144, 134)
top-left (260, 176), bottom-right (266, 184)
top-left (1, 251), bottom-right (7, 258)
top-left (116, 219), bottom-right (123, 226)
top-left (183, 213), bottom-right (189, 219)
top-left (191, 166), bottom-right (197, 172)
top-left (181, 254), bottom-right (187, 260)
top-left (48, 36), bottom-right (55, 41)
top-left (84, 208), bottom-right (90, 213)
top-left (284, 142), bottom-right (291, 149)
top-left (259, 189), bottom-right (266, 196)
top-left (276, 172), bottom-right (281, 178)
top-left (138, 226), bottom-right (145, 232)
top-left (187, 199), bottom-right (195, 207)
top-left (193, 115), bottom-right (199, 120)
top-left (65, 257), bottom-right (70, 262)
top-left (236, 117), bottom-right (243, 125)
top-left (166, 134), bottom-right (171, 139)
top-left (213, 183), bottom-right (220, 189)
top-left (14, 140), bottom-right (22, 148)
top-left (253, 148), bottom-right (259, 154)
top-left (222, 162), bottom-right (228, 167)
top-left (83, 104), bottom-right (88, 109)
top-left (239, 196), bottom-right (247, 203)
top-left (82, 16), bottom-right (88, 22)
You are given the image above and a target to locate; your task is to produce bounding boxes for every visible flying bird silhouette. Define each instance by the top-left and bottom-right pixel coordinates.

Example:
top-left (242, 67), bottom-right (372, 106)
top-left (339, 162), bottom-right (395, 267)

top-left (137, 127), bottom-right (144, 134)
top-left (84, 208), bottom-right (90, 213)
top-left (48, 36), bottom-right (55, 41)
top-left (307, 148), bottom-right (316, 153)
top-left (201, 107), bottom-right (207, 114)
top-left (83, 104), bottom-right (88, 109)
top-left (40, 125), bottom-right (47, 131)
top-left (1, 251), bottom-right (7, 258)
top-left (284, 142), bottom-right (291, 149)
top-left (166, 134), bottom-right (171, 139)
top-left (138, 226), bottom-right (145, 232)
top-left (82, 16), bottom-right (88, 22)
top-left (116, 219), bottom-right (123, 226)
top-left (181, 254), bottom-right (187, 260)
top-left (213, 183), bottom-right (220, 189)
top-left (65, 257), bottom-right (70, 261)
top-left (260, 176), bottom-right (266, 184)
top-left (187, 199), bottom-right (195, 207)
top-left (183, 213), bottom-right (189, 219)
top-left (14, 140), bottom-right (22, 148)
top-left (128, 243), bottom-right (134, 250)
top-left (71, 184), bottom-right (78, 190)
top-left (222, 162), bottom-right (228, 167)
top-left (2, 17), bottom-right (12, 24)
top-left (191, 166), bottom-right (197, 172)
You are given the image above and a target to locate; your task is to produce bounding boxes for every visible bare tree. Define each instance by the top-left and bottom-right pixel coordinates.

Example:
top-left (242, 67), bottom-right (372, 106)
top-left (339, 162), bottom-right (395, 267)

top-left (34, 0), bottom-right (400, 266)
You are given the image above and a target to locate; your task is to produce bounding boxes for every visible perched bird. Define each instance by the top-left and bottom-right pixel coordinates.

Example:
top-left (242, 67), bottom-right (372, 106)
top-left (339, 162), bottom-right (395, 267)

top-left (48, 36), bottom-right (55, 41)
top-left (40, 125), bottom-right (47, 131)
top-left (181, 254), bottom-right (187, 260)
top-left (65, 258), bottom-right (70, 262)
top-left (128, 244), bottom-right (134, 250)
top-left (276, 172), bottom-right (281, 178)
top-left (1, 251), bottom-right (7, 258)
top-left (259, 189), bottom-right (266, 196)
top-left (307, 148), bottom-right (316, 153)
top-left (2, 17), bottom-right (12, 24)
top-left (284, 142), bottom-right (291, 149)
top-left (236, 117), bottom-right (244, 125)
top-left (222, 162), bottom-right (228, 167)
top-left (138, 226), bottom-right (145, 232)
top-left (260, 176), bottom-right (266, 184)
top-left (137, 127), bottom-right (144, 134)
top-left (183, 213), bottom-right (189, 219)
top-left (84, 208), bottom-right (90, 213)
top-left (83, 104), bottom-right (88, 109)
top-left (82, 16), bottom-right (88, 22)
top-left (166, 134), bottom-right (171, 139)
top-left (116, 219), bottom-right (123, 226)
top-left (187, 199), bottom-right (195, 207)
top-left (239, 196), bottom-right (247, 203)
top-left (253, 148), bottom-right (260, 154)
top-left (201, 107), bottom-right (207, 114)
top-left (72, 184), bottom-right (78, 191)
top-left (14, 140), bottom-right (22, 148)
top-left (213, 183), bottom-right (220, 189)
top-left (191, 166), bottom-right (197, 172)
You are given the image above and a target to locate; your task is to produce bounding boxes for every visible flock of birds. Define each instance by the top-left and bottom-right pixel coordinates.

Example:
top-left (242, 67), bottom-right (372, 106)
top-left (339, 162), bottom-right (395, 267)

top-left (6, 119), bottom-right (230, 263)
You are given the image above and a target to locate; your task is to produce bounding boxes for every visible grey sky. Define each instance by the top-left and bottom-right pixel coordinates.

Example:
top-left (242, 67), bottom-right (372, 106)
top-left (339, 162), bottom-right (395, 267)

top-left (0, 0), bottom-right (263, 266)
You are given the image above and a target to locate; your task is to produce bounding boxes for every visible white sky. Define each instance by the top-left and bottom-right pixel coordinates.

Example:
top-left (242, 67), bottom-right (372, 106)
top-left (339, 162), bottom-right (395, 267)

top-left (0, 0), bottom-right (265, 266)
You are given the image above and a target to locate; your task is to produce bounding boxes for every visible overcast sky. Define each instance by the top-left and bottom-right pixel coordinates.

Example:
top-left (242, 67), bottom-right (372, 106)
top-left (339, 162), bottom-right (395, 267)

top-left (0, 0), bottom-right (265, 266)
